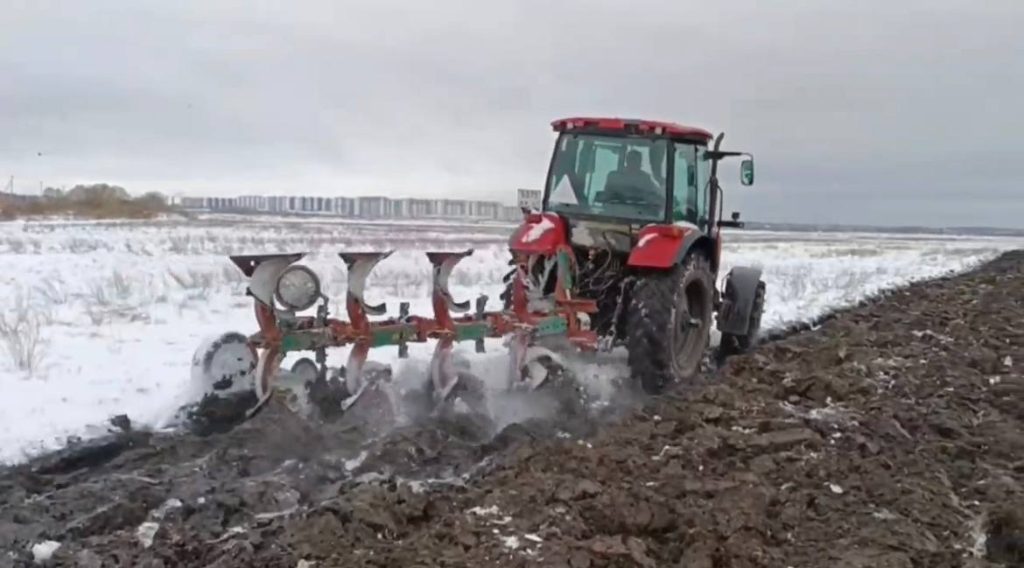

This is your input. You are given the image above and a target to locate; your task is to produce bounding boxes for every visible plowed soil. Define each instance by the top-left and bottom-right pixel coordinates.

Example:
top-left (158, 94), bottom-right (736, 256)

top-left (4, 251), bottom-right (1024, 567)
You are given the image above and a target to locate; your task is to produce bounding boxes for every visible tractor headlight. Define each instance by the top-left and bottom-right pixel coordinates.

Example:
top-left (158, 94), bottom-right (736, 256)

top-left (274, 265), bottom-right (321, 311)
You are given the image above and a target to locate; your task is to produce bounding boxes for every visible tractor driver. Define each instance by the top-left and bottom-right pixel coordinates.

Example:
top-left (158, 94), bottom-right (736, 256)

top-left (601, 149), bottom-right (665, 209)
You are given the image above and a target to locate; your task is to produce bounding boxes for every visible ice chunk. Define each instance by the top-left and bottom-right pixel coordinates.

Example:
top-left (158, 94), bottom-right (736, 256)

top-left (137, 522), bottom-right (160, 548)
top-left (31, 541), bottom-right (61, 564)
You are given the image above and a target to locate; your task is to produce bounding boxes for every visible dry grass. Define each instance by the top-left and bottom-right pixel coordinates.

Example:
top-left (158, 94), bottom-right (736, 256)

top-left (0, 196), bottom-right (175, 220)
top-left (89, 271), bottom-right (133, 305)
top-left (0, 291), bottom-right (48, 375)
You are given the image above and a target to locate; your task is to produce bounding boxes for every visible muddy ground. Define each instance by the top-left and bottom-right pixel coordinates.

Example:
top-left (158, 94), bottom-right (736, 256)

top-left (4, 251), bottom-right (1024, 567)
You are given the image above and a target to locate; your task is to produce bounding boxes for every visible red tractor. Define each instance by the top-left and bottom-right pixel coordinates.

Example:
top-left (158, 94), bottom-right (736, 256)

top-left (190, 116), bottom-right (764, 425)
top-left (500, 117), bottom-right (765, 394)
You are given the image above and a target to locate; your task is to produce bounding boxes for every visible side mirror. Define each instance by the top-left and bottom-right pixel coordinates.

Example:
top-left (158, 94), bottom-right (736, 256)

top-left (740, 159), bottom-right (754, 186)
top-left (731, 211), bottom-right (741, 222)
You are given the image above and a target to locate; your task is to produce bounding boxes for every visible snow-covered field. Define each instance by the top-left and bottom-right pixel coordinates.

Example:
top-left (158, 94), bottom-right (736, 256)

top-left (1, 214), bottom-right (1021, 464)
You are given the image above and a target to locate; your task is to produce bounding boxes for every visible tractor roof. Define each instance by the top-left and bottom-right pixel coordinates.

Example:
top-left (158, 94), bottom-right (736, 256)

top-left (551, 117), bottom-right (713, 143)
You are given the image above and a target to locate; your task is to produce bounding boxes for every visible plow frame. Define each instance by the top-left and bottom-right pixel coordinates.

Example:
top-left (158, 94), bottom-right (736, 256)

top-left (228, 247), bottom-right (598, 415)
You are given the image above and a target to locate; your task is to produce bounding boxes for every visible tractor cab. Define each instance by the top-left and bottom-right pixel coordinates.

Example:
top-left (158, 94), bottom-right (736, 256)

top-left (543, 117), bottom-right (718, 234)
top-left (531, 117), bottom-right (754, 261)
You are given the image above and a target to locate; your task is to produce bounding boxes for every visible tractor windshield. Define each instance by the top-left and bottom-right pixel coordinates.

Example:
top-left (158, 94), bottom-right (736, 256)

top-left (545, 133), bottom-right (669, 222)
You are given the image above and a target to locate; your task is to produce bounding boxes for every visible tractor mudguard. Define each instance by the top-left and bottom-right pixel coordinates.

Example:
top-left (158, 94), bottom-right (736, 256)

top-left (717, 265), bottom-right (764, 335)
top-left (627, 223), bottom-right (702, 269)
top-left (508, 212), bottom-right (570, 254)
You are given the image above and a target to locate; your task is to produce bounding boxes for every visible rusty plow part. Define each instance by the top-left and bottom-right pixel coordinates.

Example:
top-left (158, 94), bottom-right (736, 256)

top-left (425, 249), bottom-right (481, 400)
top-left (229, 252), bottom-right (307, 308)
top-left (429, 338), bottom-right (460, 405)
top-left (426, 338), bottom-right (489, 419)
top-left (246, 345), bottom-right (283, 418)
top-left (340, 251), bottom-right (393, 319)
top-left (422, 249), bottom-right (494, 418)
top-left (506, 331), bottom-right (567, 391)
top-left (427, 249), bottom-right (474, 315)
top-left (340, 341), bottom-right (377, 411)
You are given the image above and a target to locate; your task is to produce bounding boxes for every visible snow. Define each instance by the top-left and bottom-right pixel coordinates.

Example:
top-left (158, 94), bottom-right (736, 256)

top-left (30, 541), bottom-right (61, 564)
top-left (467, 505), bottom-right (502, 516)
top-left (136, 521), bottom-right (160, 548)
top-left (153, 498), bottom-right (183, 519)
top-left (499, 535), bottom-right (522, 550)
top-left (523, 216), bottom-right (555, 242)
top-left (1, 214), bottom-right (1022, 464)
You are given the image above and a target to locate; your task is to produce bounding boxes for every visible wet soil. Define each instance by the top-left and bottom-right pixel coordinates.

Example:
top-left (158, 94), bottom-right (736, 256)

top-left (4, 251), bottom-right (1024, 567)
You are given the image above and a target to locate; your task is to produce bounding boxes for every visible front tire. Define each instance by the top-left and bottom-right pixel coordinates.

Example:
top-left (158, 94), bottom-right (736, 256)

top-left (625, 253), bottom-right (715, 394)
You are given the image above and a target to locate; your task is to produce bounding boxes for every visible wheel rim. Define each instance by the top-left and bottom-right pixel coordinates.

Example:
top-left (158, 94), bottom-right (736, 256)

top-left (672, 279), bottom-right (711, 370)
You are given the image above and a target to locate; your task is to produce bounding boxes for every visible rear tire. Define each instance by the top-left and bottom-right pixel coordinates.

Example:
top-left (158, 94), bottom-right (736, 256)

top-left (625, 253), bottom-right (715, 394)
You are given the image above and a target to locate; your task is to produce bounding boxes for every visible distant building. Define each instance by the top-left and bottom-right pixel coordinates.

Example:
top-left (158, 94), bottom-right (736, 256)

top-left (301, 196), bottom-right (331, 214)
top-left (357, 196), bottom-right (391, 218)
top-left (205, 197), bottom-right (238, 210)
top-left (440, 199), bottom-right (468, 217)
top-left (176, 196), bottom-right (206, 209)
top-left (266, 196), bottom-right (290, 212)
top-left (424, 199), bottom-right (445, 217)
top-left (237, 195), bottom-right (267, 211)
top-left (470, 200), bottom-right (499, 219)
top-left (499, 205), bottom-right (523, 222)
top-left (333, 197), bottom-right (356, 217)
top-left (410, 198), bottom-right (433, 217)
top-left (393, 198), bottom-right (433, 218)
top-left (173, 192), bottom-right (521, 223)
top-left (517, 188), bottom-right (542, 211)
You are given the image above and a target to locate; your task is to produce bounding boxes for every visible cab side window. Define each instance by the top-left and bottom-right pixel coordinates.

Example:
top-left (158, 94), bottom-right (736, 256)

top-left (671, 144), bottom-right (698, 223)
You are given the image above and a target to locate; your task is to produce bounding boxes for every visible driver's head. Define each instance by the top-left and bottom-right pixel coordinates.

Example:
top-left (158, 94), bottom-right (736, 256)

top-left (625, 150), bottom-right (643, 171)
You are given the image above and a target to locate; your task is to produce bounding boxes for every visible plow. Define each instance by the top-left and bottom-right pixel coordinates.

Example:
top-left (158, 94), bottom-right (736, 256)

top-left (191, 116), bottom-right (767, 431)
top-left (191, 246), bottom-right (594, 425)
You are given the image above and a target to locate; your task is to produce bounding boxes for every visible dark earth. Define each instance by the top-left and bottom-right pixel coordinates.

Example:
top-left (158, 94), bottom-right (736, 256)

top-left (4, 251), bottom-right (1024, 567)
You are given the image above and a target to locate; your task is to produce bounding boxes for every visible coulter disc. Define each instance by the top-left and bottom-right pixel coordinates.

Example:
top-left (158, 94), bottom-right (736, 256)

top-left (190, 332), bottom-right (257, 397)
top-left (510, 341), bottom-right (591, 419)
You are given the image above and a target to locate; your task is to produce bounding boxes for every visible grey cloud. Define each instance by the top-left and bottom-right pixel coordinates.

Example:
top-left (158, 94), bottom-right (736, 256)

top-left (1, 0), bottom-right (1022, 227)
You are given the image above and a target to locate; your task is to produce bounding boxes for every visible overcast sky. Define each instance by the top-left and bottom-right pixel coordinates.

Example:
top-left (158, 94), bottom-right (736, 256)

top-left (2, 0), bottom-right (1022, 227)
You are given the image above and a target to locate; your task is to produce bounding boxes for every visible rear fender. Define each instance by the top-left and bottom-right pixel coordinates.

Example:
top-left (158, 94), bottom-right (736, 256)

top-left (627, 223), bottom-right (704, 269)
top-left (717, 266), bottom-right (764, 335)
top-left (508, 212), bottom-right (569, 255)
